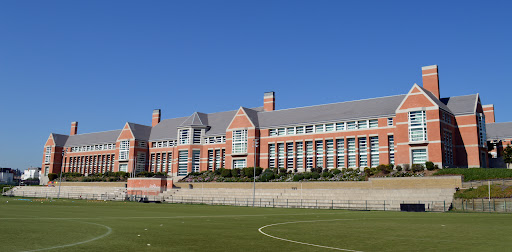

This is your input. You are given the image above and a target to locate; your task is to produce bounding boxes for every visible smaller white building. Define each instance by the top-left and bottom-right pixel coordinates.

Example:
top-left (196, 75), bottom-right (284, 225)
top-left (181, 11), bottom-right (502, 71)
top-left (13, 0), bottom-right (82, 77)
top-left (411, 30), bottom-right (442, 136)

top-left (21, 168), bottom-right (41, 180)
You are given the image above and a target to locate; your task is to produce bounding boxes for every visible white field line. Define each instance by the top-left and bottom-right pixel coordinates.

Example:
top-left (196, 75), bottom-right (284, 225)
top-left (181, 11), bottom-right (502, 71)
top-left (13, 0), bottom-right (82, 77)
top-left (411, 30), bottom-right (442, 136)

top-left (22, 221), bottom-right (112, 252)
top-left (258, 219), bottom-right (363, 252)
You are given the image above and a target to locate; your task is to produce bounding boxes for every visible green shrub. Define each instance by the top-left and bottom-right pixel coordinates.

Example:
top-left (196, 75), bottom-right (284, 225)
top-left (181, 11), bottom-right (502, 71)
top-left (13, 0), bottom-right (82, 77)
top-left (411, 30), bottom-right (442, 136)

top-left (395, 165), bottom-right (402, 171)
top-left (293, 174), bottom-right (304, 181)
top-left (231, 168), bottom-right (241, 177)
top-left (321, 171), bottom-right (329, 177)
top-left (311, 172), bottom-right (320, 179)
top-left (364, 167), bottom-right (372, 176)
top-left (279, 168), bottom-right (287, 174)
top-left (411, 164), bottom-right (424, 172)
top-left (434, 168), bottom-right (512, 181)
top-left (425, 161), bottom-right (435, 171)
top-left (332, 169), bottom-right (341, 175)
top-left (304, 172), bottom-right (312, 179)
top-left (377, 164), bottom-right (390, 174)
top-left (221, 169), bottom-right (232, 177)
top-left (259, 172), bottom-right (275, 182)
top-left (403, 164), bottom-right (411, 171)
top-left (48, 173), bottom-right (58, 181)
top-left (255, 167), bottom-right (263, 176)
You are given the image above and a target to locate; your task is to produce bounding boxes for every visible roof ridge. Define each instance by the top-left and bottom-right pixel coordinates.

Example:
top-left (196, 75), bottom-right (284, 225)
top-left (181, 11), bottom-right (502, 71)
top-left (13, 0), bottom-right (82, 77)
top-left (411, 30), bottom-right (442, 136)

top-left (127, 122), bottom-right (151, 128)
top-left (68, 129), bottom-right (122, 137)
top-left (261, 94), bottom-right (407, 113)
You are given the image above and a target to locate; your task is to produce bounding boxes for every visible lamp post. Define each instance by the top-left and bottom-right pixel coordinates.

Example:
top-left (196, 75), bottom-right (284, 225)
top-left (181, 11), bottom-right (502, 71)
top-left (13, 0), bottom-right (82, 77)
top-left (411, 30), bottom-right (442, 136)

top-left (57, 148), bottom-right (66, 199)
top-left (253, 138), bottom-right (259, 207)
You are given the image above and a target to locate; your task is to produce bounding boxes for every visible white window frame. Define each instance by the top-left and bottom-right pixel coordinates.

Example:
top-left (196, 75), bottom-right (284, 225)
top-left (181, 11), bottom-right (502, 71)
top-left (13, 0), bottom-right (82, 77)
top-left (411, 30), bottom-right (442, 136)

top-left (408, 110), bottom-right (427, 142)
top-left (232, 129), bottom-right (248, 154)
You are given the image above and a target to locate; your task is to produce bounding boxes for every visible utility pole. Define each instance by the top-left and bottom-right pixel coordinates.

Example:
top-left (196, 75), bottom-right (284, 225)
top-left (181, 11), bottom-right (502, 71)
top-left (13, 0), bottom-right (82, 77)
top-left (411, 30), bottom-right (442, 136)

top-left (253, 138), bottom-right (259, 207)
top-left (58, 149), bottom-right (66, 199)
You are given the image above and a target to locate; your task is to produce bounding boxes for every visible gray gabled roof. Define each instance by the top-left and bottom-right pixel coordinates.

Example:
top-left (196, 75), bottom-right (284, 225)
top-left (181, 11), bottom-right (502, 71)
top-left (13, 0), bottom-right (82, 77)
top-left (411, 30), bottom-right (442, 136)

top-left (243, 107), bottom-right (260, 127)
top-left (440, 94), bottom-right (478, 116)
top-left (416, 85), bottom-right (452, 114)
top-left (51, 133), bottom-right (69, 147)
top-left (180, 112), bottom-right (208, 127)
top-left (149, 116), bottom-right (188, 141)
top-left (257, 94), bottom-right (406, 128)
top-left (64, 130), bottom-right (122, 147)
top-left (127, 122), bottom-right (152, 140)
top-left (486, 122), bottom-right (512, 140)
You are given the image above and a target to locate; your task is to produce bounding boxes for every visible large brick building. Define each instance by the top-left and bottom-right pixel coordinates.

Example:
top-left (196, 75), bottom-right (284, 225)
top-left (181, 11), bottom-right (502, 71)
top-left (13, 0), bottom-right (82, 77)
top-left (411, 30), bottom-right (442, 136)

top-left (41, 65), bottom-right (506, 179)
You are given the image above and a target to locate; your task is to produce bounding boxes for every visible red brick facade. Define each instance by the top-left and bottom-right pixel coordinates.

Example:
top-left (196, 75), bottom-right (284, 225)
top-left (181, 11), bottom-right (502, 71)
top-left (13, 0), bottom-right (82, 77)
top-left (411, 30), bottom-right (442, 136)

top-left (42, 65), bottom-right (499, 177)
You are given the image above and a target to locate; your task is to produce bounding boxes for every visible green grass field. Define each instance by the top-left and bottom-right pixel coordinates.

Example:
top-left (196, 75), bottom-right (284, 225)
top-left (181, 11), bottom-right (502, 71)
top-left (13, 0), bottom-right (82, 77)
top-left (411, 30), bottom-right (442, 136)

top-left (1, 196), bottom-right (511, 252)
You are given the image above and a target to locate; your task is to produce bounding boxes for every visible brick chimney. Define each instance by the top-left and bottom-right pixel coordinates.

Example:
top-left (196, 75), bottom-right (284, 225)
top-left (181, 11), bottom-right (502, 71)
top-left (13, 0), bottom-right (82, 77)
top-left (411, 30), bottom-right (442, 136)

top-left (483, 104), bottom-right (495, 123)
top-left (422, 65), bottom-right (440, 99)
top-left (152, 109), bottom-right (161, 127)
top-left (70, 121), bottom-right (78, 136)
top-left (263, 91), bottom-right (275, 112)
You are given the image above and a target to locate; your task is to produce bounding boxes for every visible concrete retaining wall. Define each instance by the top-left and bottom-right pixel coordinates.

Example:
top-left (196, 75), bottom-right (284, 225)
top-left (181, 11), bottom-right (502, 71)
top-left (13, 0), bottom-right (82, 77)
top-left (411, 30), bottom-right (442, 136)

top-left (174, 176), bottom-right (462, 190)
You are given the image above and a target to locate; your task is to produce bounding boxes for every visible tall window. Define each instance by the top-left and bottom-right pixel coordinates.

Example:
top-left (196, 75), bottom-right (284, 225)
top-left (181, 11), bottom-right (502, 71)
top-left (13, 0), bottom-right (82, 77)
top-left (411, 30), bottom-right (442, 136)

top-left (193, 129), bottom-right (202, 144)
top-left (167, 152), bottom-right (172, 173)
top-left (296, 142), bottom-right (303, 170)
top-left (347, 138), bottom-right (356, 168)
top-left (178, 150), bottom-right (188, 176)
top-left (326, 140), bottom-right (334, 169)
top-left (192, 150), bottom-right (200, 172)
top-left (412, 149), bottom-right (427, 164)
top-left (44, 146), bottom-right (51, 164)
top-left (150, 153), bottom-right (155, 172)
top-left (119, 140), bottom-right (129, 160)
top-left (443, 130), bottom-right (453, 166)
top-left (136, 152), bottom-right (146, 173)
top-left (409, 111), bottom-right (427, 142)
top-left (306, 141), bottom-right (314, 170)
top-left (179, 129), bottom-right (190, 145)
top-left (477, 113), bottom-right (487, 147)
top-left (215, 150), bottom-right (221, 169)
top-left (336, 139), bottom-right (345, 168)
top-left (286, 143), bottom-right (294, 169)
top-left (232, 129), bottom-right (248, 154)
top-left (156, 153), bottom-right (161, 172)
top-left (359, 137), bottom-right (368, 167)
top-left (388, 135), bottom-right (395, 165)
top-left (370, 136), bottom-right (379, 167)
top-left (208, 150), bottom-right (214, 171)
top-left (233, 159), bottom-right (247, 169)
top-left (268, 144), bottom-right (276, 168)
top-left (277, 143), bottom-right (285, 169)
top-left (316, 140), bottom-right (324, 168)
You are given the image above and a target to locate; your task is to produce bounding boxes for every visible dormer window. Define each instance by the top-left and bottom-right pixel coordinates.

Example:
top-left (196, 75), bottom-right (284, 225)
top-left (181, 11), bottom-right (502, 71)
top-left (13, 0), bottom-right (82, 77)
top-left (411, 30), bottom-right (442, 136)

top-left (179, 129), bottom-right (190, 145)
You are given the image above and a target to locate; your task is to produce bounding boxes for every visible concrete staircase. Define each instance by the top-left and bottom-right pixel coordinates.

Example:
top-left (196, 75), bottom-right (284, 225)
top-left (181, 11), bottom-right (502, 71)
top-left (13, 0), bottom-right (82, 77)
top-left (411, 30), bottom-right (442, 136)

top-left (160, 187), bottom-right (455, 211)
top-left (4, 186), bottom-right (127, 201)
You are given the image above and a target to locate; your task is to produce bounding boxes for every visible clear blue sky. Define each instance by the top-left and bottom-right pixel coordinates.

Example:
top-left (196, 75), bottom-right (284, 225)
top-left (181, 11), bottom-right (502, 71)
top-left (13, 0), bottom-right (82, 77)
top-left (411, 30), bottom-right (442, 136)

top-left (1, 0), bottom-right (511, 170)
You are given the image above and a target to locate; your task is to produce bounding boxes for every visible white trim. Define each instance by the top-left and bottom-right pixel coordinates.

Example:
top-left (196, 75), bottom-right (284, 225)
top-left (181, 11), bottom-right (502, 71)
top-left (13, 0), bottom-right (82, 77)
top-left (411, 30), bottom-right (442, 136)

top-left (421, 73), bottom-right (438, 76)
top-left (421, 65), bottom-right (438, 70)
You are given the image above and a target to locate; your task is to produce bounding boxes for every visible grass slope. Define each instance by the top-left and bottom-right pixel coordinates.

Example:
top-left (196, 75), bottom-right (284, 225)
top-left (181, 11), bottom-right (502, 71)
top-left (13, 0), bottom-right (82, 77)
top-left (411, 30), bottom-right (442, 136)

top-left (434, 168), bottom-right (512, 181)
top-left (0, 196), bottom-right (511, 252)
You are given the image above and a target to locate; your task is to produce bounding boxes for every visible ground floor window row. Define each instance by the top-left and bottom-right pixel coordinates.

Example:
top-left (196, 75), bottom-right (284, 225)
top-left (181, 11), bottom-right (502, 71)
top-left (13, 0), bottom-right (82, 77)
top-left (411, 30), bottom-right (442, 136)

top-left (268, 136), bottom-right (395, 169)
top-left (149, 149), bottom-right (226, 176)
top-left (66, 154), bottom-right (116, 174)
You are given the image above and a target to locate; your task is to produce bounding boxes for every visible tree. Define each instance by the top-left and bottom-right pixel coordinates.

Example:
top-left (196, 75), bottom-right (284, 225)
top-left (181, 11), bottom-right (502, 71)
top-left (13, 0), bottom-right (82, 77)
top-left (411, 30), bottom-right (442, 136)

top-left (503, 145), bottom-right (512, 168)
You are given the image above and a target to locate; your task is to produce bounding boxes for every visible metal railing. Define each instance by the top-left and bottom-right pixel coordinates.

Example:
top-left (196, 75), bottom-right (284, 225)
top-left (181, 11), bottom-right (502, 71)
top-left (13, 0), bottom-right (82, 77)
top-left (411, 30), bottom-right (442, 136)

top-left (452, 198), bottom-right (512, 212)
top-left (462, 179), bottom-right (512, 189)
top-left (157, 196), bottom-right (448, 212)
